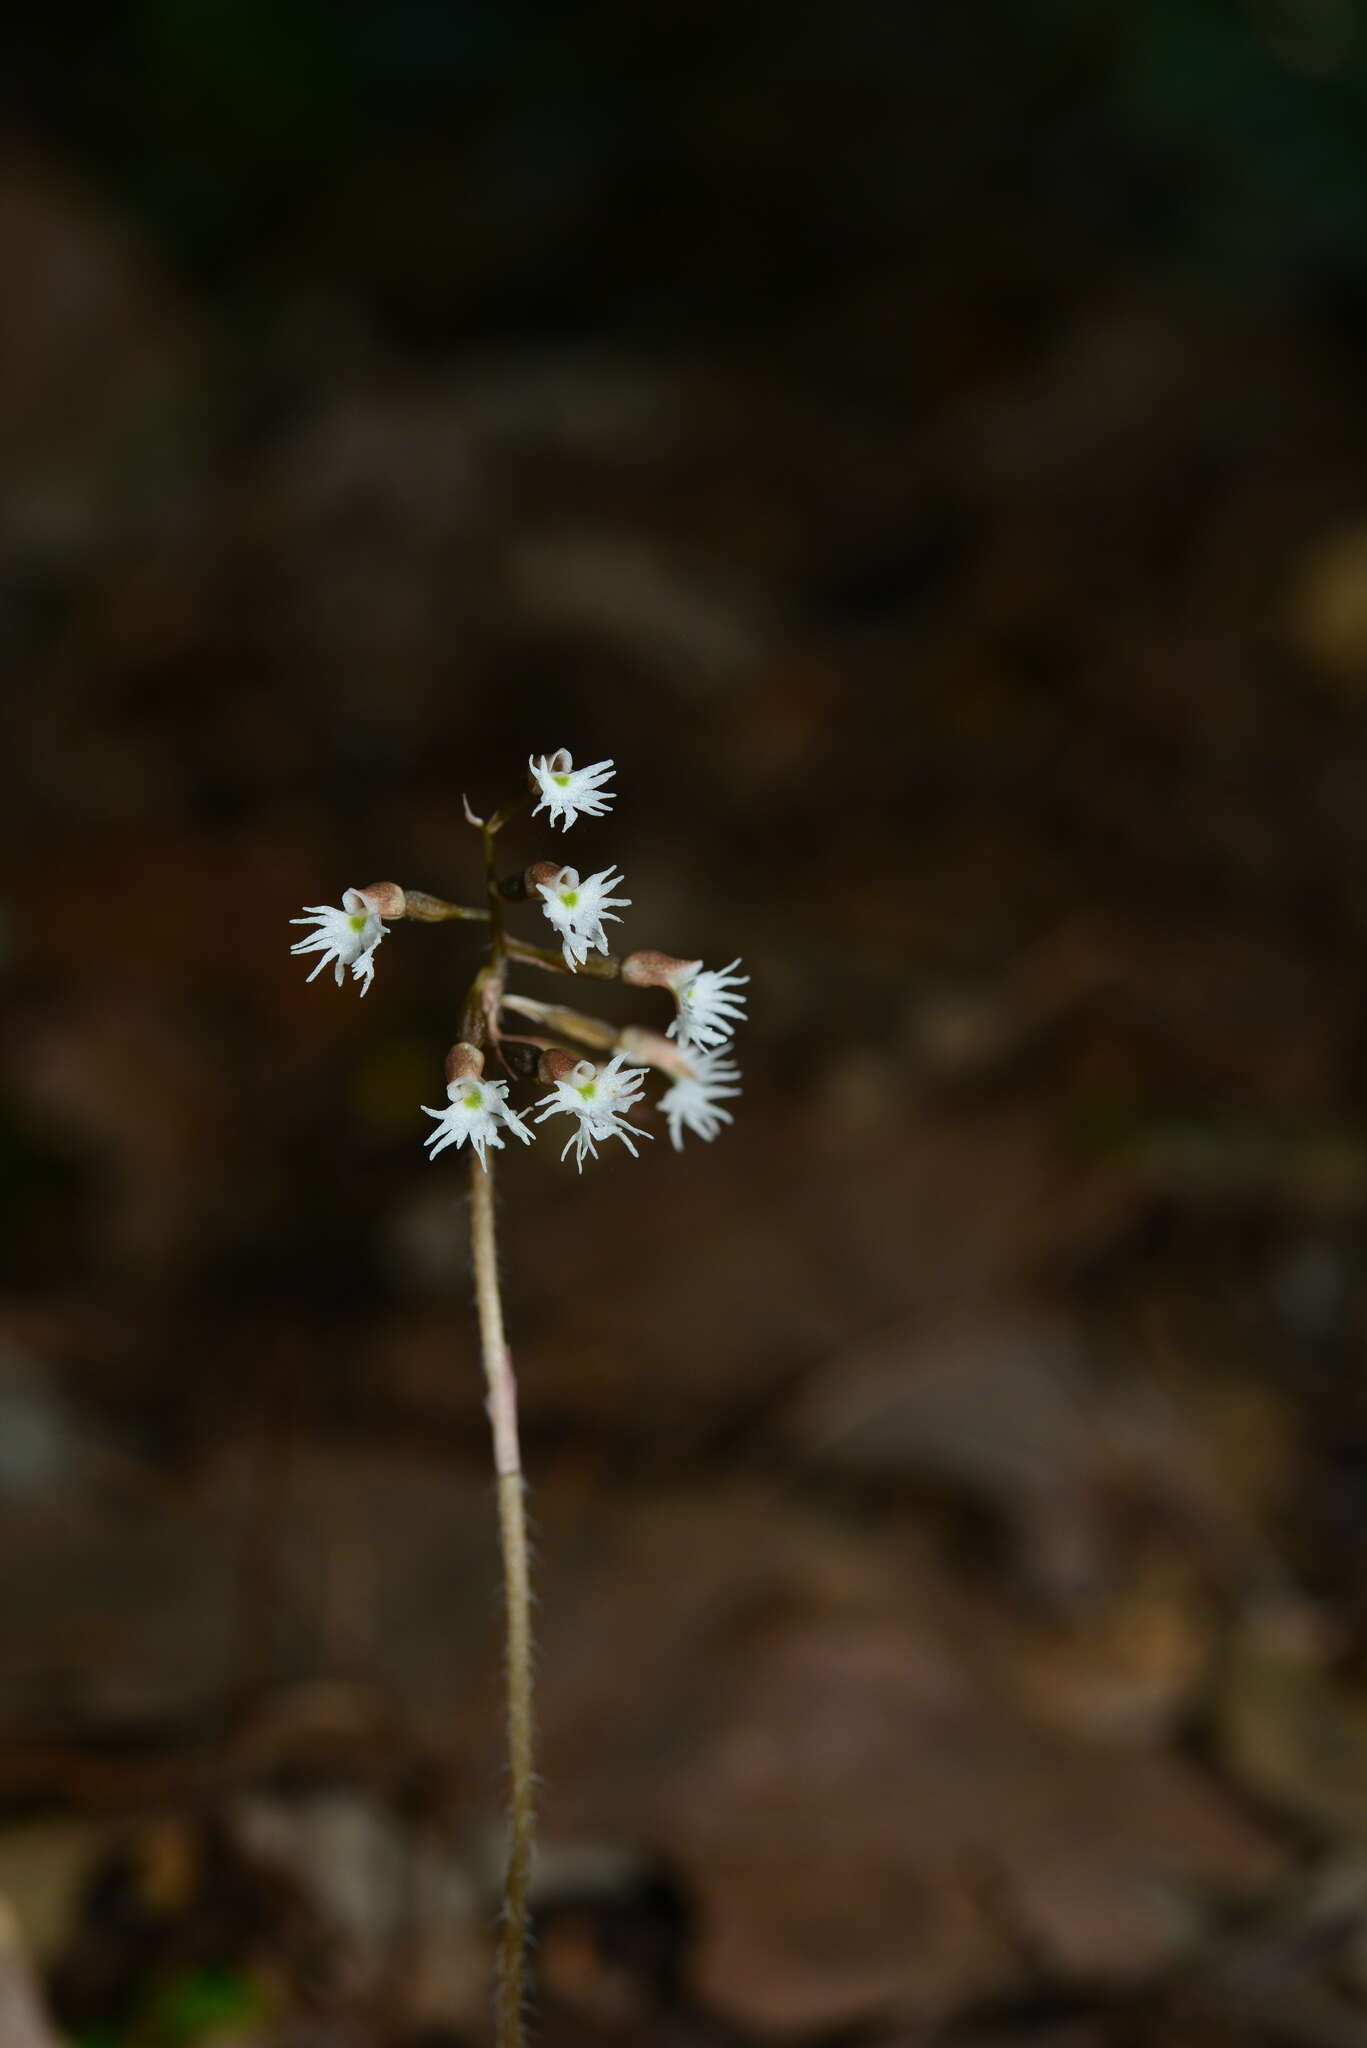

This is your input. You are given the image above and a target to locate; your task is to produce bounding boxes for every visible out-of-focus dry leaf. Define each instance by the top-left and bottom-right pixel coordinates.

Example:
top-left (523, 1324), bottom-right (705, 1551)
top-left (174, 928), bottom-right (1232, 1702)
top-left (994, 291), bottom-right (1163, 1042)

top-left (971, 1560), bottom-right (1212, 1743)
top-left (0, 1903), bottom-right (61, 2048)
top-left (775, 1303), bottom-right (1103, 1599)
top-left (0, 1442), bottom-right (498, 1738)
top-left (0, 148), bottom-right (199, 562)
top-left (506, 1100), bottom-right (1145, 1451)
top-left (1287, 522), bottom-right (1367, 689)
top-left (527, 1484), bottom-right (1280, 2037)
top-left (663, 1615), bottom-right (1276, 2029)
top-left (1220, 1597), bottom-right (1367, 1836)
top-left (0, 1825), bottom-right (105, 1966)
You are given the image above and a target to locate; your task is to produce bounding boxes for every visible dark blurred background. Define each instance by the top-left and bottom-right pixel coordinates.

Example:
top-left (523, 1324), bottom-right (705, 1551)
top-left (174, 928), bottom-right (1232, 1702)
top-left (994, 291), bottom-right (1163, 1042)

top-left (10, 3), bottom-right (1367, 2042)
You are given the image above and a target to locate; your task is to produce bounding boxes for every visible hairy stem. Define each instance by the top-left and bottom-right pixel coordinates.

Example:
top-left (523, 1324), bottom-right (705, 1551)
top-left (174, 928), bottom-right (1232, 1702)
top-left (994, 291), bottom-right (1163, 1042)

top-left (461, 801), bottom-right (535, 2046)
top-left (470, 1154), bottom-right (534, 2046)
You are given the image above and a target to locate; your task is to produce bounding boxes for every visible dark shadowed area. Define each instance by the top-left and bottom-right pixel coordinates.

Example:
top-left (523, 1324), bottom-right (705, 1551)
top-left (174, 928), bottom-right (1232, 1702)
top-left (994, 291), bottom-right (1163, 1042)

top-left (8, 3), bottom-right (1367, 2043)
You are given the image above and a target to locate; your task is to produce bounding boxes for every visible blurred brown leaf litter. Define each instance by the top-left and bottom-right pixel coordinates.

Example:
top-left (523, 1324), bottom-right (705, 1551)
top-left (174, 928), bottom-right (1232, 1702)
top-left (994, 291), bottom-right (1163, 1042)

top-left (11, 6), bottom-right (1367, 2038)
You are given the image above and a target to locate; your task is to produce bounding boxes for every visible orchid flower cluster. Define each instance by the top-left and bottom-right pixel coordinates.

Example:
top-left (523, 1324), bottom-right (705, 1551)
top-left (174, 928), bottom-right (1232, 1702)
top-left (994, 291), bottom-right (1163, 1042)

top-left (290, 750), bottom-right (747, 1171)
top-left (290, 748), bottom-right (743, 2043)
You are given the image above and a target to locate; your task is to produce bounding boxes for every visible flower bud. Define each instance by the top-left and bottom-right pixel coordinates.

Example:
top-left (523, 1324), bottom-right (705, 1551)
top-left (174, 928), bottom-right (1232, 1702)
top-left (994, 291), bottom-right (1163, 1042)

top-left (621, 950), bottom-right (702, 992)
top-left (444, 1041), bottom-right (485, 1088)
top-left (356, 881), bottom-right (407, 920)
top-left (525, 859), bottom-right (566, 894)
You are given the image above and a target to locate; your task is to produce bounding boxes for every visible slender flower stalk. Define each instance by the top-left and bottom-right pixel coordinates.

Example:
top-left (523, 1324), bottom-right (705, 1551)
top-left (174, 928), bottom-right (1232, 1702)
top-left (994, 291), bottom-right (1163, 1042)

top-left (469, 1156), bottom-right (534, 2048)
top-left (464, 807), bottom-right (535, 2048)
top-left (289, 746), bottom-right (746, 2046)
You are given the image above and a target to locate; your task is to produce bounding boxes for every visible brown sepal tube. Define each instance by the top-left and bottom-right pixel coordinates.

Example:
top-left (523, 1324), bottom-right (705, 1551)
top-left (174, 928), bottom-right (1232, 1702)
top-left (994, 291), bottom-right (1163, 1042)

top-left (444, 1041), bottom-right (485, 1087)
top-left (358, 881), bottom-right (407, 919)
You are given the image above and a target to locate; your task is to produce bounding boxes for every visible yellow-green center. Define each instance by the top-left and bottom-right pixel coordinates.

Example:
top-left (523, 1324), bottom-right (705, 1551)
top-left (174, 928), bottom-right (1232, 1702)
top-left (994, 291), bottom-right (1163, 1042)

top-left (577, 1081), bottom-right (597, 1101)
top-left (553, 773), bottom-right (570, 787)
top-left (559, 889), bottom-right (579, 908)
top-left (348, 913), bottom-right (368, 933)
top-left (462, 1091), bottom-right (483, 1110)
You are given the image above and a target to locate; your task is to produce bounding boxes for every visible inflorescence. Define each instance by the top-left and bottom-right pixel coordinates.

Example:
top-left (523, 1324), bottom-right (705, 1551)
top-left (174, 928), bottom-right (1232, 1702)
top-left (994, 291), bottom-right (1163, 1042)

top-left (291, 750), bottom-right (747, 1170)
